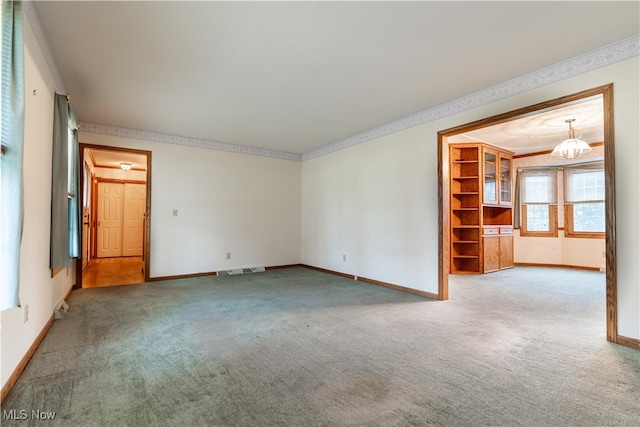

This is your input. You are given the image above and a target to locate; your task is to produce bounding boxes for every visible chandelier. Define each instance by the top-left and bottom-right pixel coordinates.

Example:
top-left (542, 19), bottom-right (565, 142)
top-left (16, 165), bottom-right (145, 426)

top-left (550, 119), bottom-right (592, 160)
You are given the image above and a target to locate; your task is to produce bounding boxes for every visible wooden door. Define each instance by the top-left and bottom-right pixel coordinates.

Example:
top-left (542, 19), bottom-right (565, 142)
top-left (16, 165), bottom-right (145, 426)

top-left (123, 183), bottom-right (146, 257)
top-left (482, 148), bottom-right (498, 205)
top-left (498, 154), bottom-right (513, 206)
top-left (483, 236), bottom-right (500, 273)
top-left (97, 182), bottom-right (124, 257)
top-left (500, 235), bottom-right (514, 269)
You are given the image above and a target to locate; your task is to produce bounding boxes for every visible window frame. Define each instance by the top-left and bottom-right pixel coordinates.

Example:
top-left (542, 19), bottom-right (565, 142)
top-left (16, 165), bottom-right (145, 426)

top-left (519, 169), bottom-right (558, 237)
top-left (521, 204), bottom-right (558, 237)
top-left (564, 166), bottom-right (605, 239)
top-left (564, 204), bottom-right (605, 239)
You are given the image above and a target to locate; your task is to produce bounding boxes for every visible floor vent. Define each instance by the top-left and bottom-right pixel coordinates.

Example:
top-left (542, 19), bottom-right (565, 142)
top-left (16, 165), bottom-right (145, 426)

top-left (218, 266), bottom-right (266, 276)
top-left (54, 300), bottom-right (69, 319)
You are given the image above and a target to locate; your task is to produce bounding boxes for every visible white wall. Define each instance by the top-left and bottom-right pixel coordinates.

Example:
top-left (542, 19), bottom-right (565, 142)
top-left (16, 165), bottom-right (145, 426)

top-left (302, 125), bottom-right (438, 293)
top-left (513, 147), bottom-right (606, 270)
top-left (301, 57), bottom-right (639, 339)
top-left (77, 133), bottom-right (302, 278)
top-left (514, 232), bottom-right (606, 270)
top-left (1, 19), bottom-right (75, 390)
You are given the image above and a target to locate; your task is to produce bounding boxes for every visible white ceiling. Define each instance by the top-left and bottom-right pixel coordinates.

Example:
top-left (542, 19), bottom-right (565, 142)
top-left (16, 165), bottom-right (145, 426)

top-left (449, 96), bottom-right (604, 156)
top-left (87, 148), bottom-right (147, 171)
top-left (32, 1), bottom-right (639, 156)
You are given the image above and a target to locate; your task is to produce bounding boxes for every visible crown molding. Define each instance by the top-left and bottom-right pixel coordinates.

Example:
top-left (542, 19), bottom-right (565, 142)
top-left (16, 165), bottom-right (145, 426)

top-left (25, 1), bottom-right (638, 163)
top-left (23, 1), bottom-right (66, 95)
top-left (25, 2), bottom-right (300, 162)
top-left (78, 122), bottom-right (302, 162)
top-left (302, 34), bottom-right (640, 161)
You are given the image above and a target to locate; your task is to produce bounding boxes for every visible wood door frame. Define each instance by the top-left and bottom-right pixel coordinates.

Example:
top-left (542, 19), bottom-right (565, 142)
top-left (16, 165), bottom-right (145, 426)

top-left (437, 84), bottom-right (618, 343)
top-left (91, 176), bottom-right (98, 258)
top-left (76, 144), bottom-right (153, 288)
top-left (81, 160), bottom-right (94, 270)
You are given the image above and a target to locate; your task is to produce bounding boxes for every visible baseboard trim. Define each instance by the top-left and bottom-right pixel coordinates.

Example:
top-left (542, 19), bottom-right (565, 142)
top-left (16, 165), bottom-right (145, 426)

top-left (147, 271), bottom-right (219, 282)
top-left (148, 264), bottom-right (306, 282)
top-left (514, 263), bottom-right (601, 272)
top-left (1, 315), bottom-right (54, 404)
top-left (302, 264), bottom-right (438, 300)
top-left (616, 335), bottom-right (640, 350)
top-left (357, 275), bottom-right (439, 299)
top-left (265, 264), bottom-right (305, 270)
top-left (301, 264), bottom-right (354, 279)
top-left (63, 285), bottom-right (73, 303)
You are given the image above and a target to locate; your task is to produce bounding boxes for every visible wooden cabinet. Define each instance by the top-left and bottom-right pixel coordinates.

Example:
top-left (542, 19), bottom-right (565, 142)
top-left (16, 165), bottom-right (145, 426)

top-left (482, 227), bottom-right (514, 273)
top-left (499, 155), bottom-right (513, 206)
top-left (500, 231), bottom-right (514, 268)
top-left (450, 143), bottom-right (514, 274)
top-left (483, 147), bottom-right (512, 206)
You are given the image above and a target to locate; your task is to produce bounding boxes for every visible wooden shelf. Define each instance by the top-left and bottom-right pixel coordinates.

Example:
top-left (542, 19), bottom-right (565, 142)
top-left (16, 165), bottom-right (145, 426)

top-left (450, 143), bottom-right (513, 275)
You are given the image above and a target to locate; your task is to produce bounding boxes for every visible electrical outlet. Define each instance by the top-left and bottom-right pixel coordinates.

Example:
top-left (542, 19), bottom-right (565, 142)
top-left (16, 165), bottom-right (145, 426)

top-left (343, 254), bottom-right (347, 261)
top-left (24, 304), bottom-right (28, 323)
top-left (226, 252), bottom-right (231, 260)
top-left (172, 209), bottom-right (178, 217)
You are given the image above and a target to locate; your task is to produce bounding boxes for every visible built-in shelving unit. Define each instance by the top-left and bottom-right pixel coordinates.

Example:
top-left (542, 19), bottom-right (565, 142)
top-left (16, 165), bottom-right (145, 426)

top-left (450, 145), bottom-right (481, 273)
top-left (449, 143), bottom-right (514, 274)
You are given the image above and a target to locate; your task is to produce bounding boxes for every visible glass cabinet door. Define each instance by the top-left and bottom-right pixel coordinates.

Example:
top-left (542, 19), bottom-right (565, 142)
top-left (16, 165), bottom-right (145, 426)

top-left (499, 156), bottom-right (512, 205)
top-left (483, 150), bottom-right (497, 204)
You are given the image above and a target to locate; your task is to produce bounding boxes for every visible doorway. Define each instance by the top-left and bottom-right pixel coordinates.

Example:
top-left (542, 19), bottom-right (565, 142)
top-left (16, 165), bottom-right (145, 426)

top-left (77, 144), bottom-right (152, 288)
top-left (438, 84), bottom-right (618, 343)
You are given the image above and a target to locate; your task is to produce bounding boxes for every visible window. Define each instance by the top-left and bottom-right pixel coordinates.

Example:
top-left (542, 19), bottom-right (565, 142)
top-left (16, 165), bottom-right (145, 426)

top-left (1, 0), bottom-right (25, 310)
top-left (565, 167), bottom-right (605, 238)
top-left (520, 170), bottom-right (557, 237)
top-left (50, 94), bottom-right (80, 275)
top-left (0, 4), bottom-right (3, 156)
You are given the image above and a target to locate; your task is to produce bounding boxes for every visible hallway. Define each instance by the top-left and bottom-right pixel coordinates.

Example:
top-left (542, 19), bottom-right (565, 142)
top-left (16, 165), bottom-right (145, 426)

top-left (82, 257), bottom-right (144, 288)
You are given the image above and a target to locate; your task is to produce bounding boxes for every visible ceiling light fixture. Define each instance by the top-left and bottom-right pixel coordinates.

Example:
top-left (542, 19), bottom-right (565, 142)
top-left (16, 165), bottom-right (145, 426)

top-left (120, 162), bottom-right (132, 171)
top-left (550, 119), bottom-right (592, 160)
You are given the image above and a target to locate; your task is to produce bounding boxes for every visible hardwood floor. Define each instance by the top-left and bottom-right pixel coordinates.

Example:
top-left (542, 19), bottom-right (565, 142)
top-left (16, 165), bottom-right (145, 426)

top-left (82, 257), bottom-right (144, 288)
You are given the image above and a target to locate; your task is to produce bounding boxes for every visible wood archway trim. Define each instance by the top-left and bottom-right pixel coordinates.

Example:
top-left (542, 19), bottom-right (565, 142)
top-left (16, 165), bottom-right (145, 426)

top-left (77, 143), bottom-right (153, 287)
top-left (437, 84), bottom-right (617, 343)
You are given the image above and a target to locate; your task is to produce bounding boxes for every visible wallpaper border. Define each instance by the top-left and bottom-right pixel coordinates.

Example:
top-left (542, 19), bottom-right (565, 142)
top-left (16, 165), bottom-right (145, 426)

top-left (77, 121), bottom-right (303, 162)
top-left (303, 34), bottom-right (640, 160)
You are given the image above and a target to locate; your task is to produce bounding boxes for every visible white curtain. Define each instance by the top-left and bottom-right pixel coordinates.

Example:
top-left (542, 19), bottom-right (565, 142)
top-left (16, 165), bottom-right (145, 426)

top-left (68, 109), bottom-right (80, 258)
top-left (1, 0), bottom-right (25, 311)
